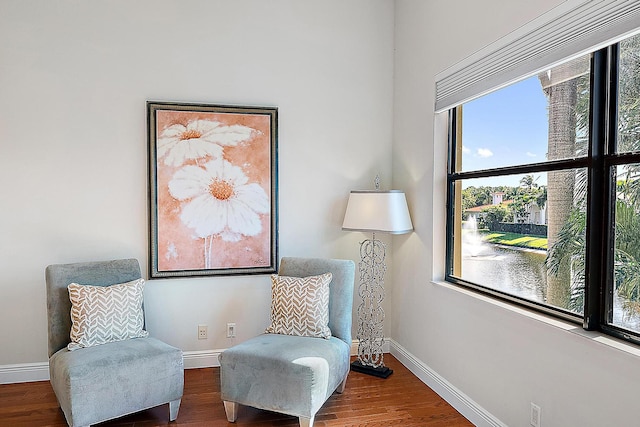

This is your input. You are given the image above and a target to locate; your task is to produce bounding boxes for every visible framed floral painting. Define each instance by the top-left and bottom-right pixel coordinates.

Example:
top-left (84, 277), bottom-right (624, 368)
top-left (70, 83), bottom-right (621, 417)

top-left (147, 102), bottom-right (278, 278)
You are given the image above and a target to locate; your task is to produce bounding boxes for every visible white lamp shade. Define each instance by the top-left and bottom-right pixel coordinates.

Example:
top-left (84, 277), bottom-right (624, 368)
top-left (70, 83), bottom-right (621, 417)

top-left (342, 190), bottom-right (413, 234)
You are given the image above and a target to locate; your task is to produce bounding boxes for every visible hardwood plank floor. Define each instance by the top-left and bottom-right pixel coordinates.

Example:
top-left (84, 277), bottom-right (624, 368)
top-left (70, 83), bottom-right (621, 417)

top-left (0, 355), bottom-right (472, 426)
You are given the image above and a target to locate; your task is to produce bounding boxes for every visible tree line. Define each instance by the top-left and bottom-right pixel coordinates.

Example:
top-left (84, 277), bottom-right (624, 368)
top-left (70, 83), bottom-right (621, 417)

top-left (463, 175), bottom-right (547, 230)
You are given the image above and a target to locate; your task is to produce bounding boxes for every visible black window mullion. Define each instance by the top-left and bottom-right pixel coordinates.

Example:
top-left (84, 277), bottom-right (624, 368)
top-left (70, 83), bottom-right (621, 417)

top-left (607, 43), bottom-right (620, 157)
top-left (602, 43), bottom-right (620, 330)
top-left (447, 108), bottom-right (458, 175)
top-left (450, 157), bottom-right (589, 182)
top-left (583, 47), bottom-right (609, 330)
top-left (445, 108), bottom-right (458, 277)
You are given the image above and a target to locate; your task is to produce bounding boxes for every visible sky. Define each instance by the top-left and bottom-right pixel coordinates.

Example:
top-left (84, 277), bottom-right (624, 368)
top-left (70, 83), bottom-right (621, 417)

top-left (461, 75), bottom-right (549, 188)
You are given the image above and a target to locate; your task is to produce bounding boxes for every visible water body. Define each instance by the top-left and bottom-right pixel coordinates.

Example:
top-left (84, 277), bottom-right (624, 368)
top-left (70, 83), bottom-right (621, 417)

top-left (460, 220), bottom-right (640, 331)
top-left (461, 217), bottom-right (547, 303)
top-left (462, 244), bottom-right (547, 303)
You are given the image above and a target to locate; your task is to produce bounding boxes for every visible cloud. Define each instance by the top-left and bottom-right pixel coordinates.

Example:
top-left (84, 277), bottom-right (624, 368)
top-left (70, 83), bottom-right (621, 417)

top-left (526, 151), bottom-right (537, 157)
top-left (476, 148), bottom-right (493, 158)
top-left (462, 145), bottom-right (471, 154)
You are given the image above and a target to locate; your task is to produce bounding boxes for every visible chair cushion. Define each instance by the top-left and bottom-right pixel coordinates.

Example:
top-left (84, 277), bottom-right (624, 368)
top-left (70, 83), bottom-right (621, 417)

top-left (219, 333), bottom-right (350, 418)
top-left (265, 273), bottom-right (332, 339)
top-left (67, 278), bottom-right (149, 350)
top-left (49, 337), bottom-right (184, 427)
top-left (278, 258), bottom-right (355, 346)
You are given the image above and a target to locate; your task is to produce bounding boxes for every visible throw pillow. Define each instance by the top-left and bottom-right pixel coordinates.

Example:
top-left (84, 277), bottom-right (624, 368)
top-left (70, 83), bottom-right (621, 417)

top-left (265, 273), bottom-right (332, 339)
top-left (67, 278), bottom-right (149, 351)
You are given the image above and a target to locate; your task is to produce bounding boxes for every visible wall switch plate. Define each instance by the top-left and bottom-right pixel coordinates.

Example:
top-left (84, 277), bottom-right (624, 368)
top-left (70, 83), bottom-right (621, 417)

top-left (227, 323), bottom-right (236, 338)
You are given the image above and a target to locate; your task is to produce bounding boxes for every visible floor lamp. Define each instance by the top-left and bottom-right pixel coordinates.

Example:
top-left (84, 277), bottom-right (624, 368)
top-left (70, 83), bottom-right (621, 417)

top-left (342, 180), bottom-right (413, 378)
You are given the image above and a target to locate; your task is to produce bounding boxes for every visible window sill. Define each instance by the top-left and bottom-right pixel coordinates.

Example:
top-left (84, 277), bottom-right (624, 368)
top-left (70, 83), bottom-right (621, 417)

top-left (433, 280), bottom-right (640, 359)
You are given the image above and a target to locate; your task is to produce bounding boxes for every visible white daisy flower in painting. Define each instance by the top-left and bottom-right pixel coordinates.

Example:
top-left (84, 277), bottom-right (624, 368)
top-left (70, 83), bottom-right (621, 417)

top-left (168, 159), bottom-right (269, 242)
top-left (158, 119), bottom-right (255, 167)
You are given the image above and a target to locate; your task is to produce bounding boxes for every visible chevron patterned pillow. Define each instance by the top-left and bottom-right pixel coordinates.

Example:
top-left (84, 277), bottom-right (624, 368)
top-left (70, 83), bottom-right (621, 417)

top-left (67, 278), bottom-right (149, 351)
top-left (265, 273), bottom-right (332, 339)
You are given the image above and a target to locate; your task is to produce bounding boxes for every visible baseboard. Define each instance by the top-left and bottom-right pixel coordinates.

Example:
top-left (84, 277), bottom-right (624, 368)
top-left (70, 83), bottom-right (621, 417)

top-left (0, 362), bottom-right (49, 384)
top-left (389, 340), bottom-right (506, 427)
top-left (182, 349), bottom-right (222, 369)
top-left (0, 338), bottom-right (403, 384)
top-left (0, 350), bottom-right (223, 384)
top-left (350, 338), bottom-right (391, 357)
top-left (183, 340), bottom-right (388, 368)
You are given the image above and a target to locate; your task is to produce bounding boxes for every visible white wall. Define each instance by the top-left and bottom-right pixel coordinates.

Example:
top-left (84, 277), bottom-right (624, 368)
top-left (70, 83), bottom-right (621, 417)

top-left (8, 1), bottom-right (639, 425)
top-left (0, 0), bottom-right (394, 366)
top-left (393, 1), bottom-right (640, 426)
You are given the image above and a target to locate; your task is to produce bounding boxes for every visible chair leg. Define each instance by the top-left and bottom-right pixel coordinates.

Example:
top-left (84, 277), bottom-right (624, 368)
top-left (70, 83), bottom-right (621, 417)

top-left (169, 398), bottom-right (181, 421)
top-left (336, 372), bottom-right (349, 393)
top-left (299, 415), bottom-right (314, 427)
top-left (223, 400), bottom-right (239, 422)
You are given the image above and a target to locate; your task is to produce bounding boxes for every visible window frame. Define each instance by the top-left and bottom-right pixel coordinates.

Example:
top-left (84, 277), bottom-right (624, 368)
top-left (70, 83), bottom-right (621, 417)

top-left (445, 40), bottom-right (640, 346)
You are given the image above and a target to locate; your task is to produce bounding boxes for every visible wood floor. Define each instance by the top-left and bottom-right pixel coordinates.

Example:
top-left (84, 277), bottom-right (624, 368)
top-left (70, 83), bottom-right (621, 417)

top-left (0, 355), bottom-right (472, 427)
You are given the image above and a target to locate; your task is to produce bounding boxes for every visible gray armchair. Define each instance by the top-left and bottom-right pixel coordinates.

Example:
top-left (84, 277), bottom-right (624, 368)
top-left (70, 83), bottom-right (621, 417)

top-left (45, 258), bottom-right (184, 427)
top-left (219, 257), bottom-right (355, 427)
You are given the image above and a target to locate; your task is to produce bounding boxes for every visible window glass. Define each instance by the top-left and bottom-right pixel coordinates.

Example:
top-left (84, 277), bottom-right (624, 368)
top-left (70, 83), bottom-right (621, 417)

top-left (458, 55), bottom-right (590, 173)
top-left (616, 34), bottom-right (640, 154)
top-left (612, 168), bottom-right (640, 331)
top-left (449, 52), bottom-right (591, 317)
top-left (452, 171), bottom-right (585, 314)
top-left (610, 34), bottom-right (640, 334)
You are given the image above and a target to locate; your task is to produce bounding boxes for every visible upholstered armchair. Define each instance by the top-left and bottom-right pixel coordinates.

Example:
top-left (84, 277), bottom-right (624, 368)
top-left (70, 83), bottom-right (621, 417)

top-left (219, 257), bottom-right (355, 427)
top-left (45, 258), bottom-right (184, 427)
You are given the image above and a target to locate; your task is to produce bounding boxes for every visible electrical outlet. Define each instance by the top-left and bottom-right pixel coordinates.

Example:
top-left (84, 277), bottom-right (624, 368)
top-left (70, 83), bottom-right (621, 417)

top-left (227, 322), bottom-right (236, 338)
top-left (530, 402), bottom-right (541, 427)
top-left (198, 324), bottom-right (207, 340)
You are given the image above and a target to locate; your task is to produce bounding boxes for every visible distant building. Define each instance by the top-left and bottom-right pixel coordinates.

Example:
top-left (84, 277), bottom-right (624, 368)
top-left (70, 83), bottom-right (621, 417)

top-left (465, 191), bottom-right (546, 225)
top-left (492, 191), bottom-right (504, 205)
top-left (515, 203), bottom-right (546, 225)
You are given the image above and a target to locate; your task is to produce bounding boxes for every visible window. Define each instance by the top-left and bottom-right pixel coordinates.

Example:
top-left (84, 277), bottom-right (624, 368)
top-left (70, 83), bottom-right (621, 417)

top-left (446, 32), bottom-right (640, 344)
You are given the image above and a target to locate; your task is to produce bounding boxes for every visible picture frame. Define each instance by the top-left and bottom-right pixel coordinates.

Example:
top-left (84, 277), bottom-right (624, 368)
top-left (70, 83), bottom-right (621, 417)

top-left (147, 101), bottom-right (278, 278)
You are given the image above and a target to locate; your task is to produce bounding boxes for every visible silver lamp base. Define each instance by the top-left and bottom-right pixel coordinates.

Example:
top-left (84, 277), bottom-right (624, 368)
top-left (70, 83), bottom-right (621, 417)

top-left (352, 235), bottom-right (392, 378)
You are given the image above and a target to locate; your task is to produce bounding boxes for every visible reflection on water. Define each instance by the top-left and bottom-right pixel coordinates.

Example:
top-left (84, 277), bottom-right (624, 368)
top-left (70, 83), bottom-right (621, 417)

top-left (613, 295), bottom-right (640, 331)
top-left (461, 219), bottom-right (547, 303)
top-left (461, 236), bottom-right (640, 331)
top-left (462, 244), bottom-right (547, 303)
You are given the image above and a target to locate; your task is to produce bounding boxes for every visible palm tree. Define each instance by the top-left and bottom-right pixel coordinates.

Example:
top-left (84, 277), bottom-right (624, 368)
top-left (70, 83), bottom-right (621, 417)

top-left (538, 63), bottom-right (580, 309)
top-left (520, 174), bottom-right (536, 190)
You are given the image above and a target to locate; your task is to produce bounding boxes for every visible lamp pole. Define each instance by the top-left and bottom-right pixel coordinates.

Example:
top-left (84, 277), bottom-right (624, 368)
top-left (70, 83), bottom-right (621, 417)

top-left (351, 231), bottom-right (392, 377)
